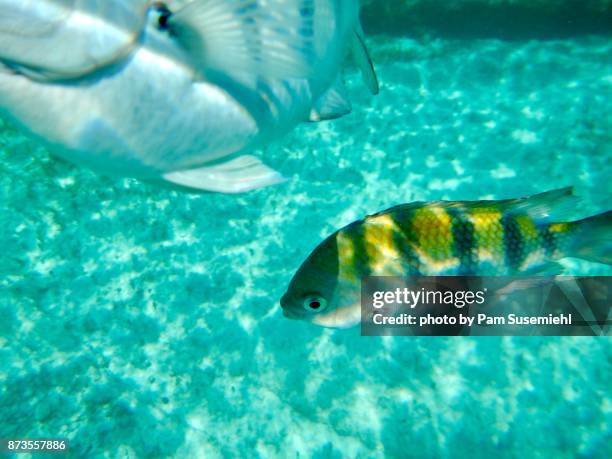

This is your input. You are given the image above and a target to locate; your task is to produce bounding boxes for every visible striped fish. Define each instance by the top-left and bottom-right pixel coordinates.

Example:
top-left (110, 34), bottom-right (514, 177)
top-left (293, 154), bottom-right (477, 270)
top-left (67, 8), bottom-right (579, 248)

top-left (280, 187), bottom-right (612, 327)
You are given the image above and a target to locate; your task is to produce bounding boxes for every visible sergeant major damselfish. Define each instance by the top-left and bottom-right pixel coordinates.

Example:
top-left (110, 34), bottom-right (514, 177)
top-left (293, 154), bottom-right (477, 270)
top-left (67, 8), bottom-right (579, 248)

top-left (280, 187), bottom-right (612, 327)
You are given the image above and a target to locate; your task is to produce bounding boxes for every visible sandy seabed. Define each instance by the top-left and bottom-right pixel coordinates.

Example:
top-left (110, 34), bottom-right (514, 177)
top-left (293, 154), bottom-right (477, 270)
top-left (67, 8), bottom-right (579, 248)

top-left (0, 35), bottom-right (611, 458)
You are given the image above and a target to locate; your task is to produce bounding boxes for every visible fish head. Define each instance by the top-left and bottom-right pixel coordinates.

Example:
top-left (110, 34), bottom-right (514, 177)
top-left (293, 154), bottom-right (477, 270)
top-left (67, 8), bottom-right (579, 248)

top-left (280, 229), bottom-right (362, 328)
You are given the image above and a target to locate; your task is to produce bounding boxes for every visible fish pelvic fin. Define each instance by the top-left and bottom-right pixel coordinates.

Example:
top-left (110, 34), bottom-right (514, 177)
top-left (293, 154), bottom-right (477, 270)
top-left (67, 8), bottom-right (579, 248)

top-left (565, 210), bottom-right (612, 265)
top-left (309, 75), bottom-right (352, 121)
top-left (162, 155), bottom-right (287, 193)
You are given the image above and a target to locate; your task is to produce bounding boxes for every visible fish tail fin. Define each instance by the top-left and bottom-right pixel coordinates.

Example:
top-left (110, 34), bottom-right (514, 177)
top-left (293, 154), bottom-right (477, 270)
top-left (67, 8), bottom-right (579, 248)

top-left (565, 211), bottom-right (612, 265)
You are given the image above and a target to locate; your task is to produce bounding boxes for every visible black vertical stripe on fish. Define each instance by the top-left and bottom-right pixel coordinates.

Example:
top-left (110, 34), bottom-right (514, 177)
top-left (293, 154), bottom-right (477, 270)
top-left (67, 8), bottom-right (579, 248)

top-left (539, 225), bottom-right (557, 258)
top-left (389, 214), bottom-right (421, 275)
top-left (501, 214), bottom-right (524, 272)
top-left (343, 221), bottom-right (373, 278)
top-left (447, 208), bottom-right (476, 275)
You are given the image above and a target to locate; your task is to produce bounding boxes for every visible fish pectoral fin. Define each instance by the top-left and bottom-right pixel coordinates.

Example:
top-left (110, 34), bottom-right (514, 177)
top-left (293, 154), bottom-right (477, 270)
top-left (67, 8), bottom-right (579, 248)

top-left (309, 76), bottom-right (352, 122)
top-left (168, 0), bottom-right (328, 80)
top-left (162, 155), bottom-right (287, 193)
top-left (0, 0), bottom-right (148, 80)
top-left (351, 28), bottom-right (379, 95)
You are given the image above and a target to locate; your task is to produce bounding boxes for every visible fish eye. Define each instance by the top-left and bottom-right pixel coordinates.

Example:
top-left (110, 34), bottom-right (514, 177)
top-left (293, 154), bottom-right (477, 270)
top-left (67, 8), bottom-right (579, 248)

top-left (150, 2), bottom-right (172, 30)
top-left (302, 295), bottom-right (327, 312)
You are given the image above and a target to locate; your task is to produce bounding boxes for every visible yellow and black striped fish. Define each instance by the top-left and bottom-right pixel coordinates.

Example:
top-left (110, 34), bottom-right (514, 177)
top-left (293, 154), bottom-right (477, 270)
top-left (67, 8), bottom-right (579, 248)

top-left (281, 187), bottom-right (611, 327)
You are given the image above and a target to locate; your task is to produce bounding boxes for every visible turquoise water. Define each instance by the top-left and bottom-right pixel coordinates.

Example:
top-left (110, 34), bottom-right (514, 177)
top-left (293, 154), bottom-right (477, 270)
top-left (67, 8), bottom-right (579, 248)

top-left (1, 6), bottom-right (612, 459)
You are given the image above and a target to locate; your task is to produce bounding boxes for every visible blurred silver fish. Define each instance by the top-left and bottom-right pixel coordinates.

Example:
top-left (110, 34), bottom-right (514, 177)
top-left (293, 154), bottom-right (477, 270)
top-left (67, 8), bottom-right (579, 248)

top-left (0, 0), bottom-right (378, 192)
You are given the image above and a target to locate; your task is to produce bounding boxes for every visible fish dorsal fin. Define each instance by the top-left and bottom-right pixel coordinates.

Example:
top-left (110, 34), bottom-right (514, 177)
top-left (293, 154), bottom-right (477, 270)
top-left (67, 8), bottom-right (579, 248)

top-left (366, 188), bottom-right (578, 224)
top-left (0, 0), bottom-right (148, 80)
top-left (351, 26), bottom-right (379, 95)
top-left (502, 187), bottom-right (579, 222)
top-left (168, 0), bottom-right (333, 80)
top-left (366, 201), bottom-right (425, 221)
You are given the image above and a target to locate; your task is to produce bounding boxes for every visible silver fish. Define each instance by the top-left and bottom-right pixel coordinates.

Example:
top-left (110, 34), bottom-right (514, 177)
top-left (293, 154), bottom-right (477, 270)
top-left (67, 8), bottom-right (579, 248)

top-left (0, 0), bottom-right (378, 192)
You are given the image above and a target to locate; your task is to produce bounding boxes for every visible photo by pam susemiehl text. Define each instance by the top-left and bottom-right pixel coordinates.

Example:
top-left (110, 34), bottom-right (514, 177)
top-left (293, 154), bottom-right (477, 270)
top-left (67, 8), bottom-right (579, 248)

top-left (361, 276), bottom-right (610, 336)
